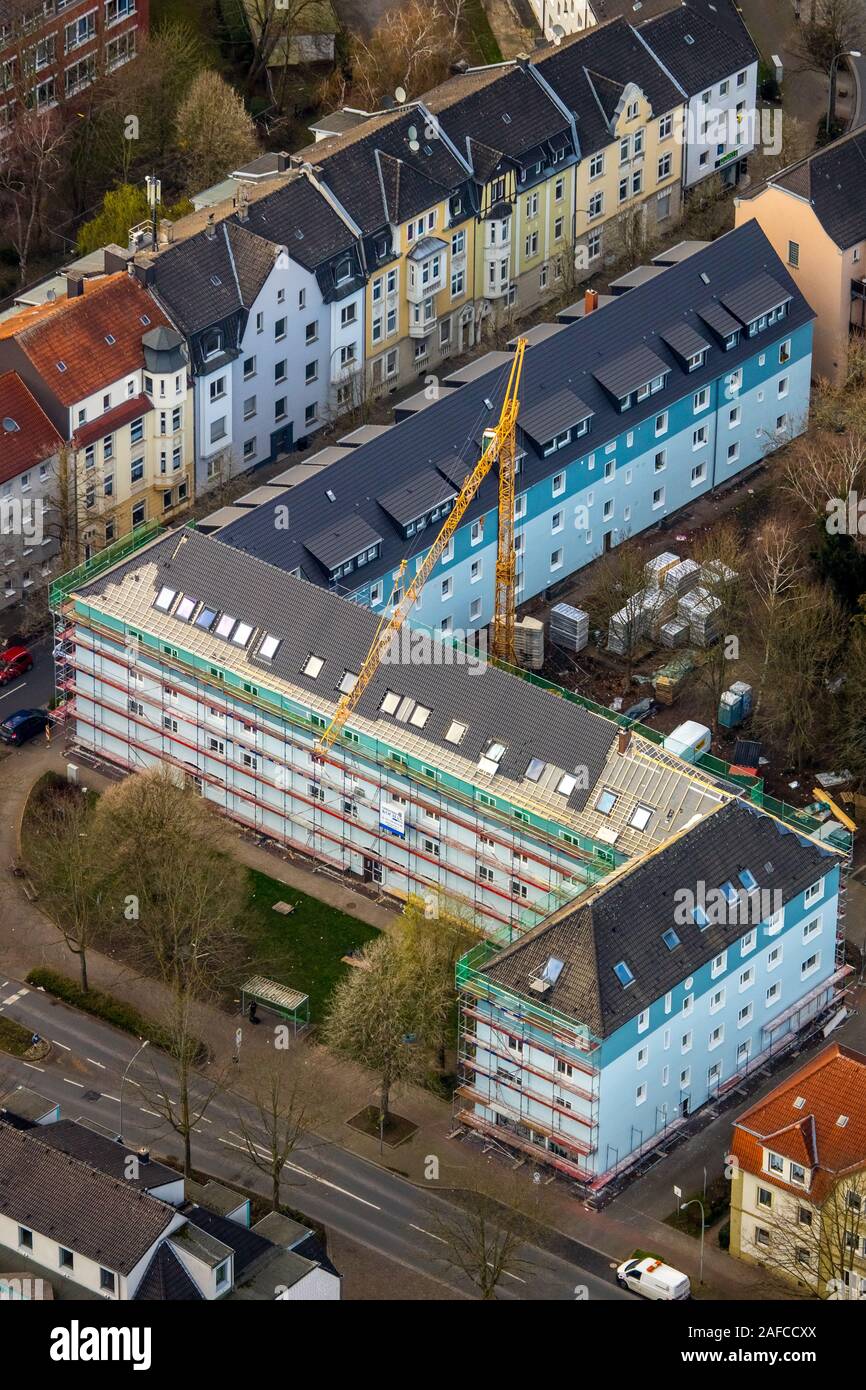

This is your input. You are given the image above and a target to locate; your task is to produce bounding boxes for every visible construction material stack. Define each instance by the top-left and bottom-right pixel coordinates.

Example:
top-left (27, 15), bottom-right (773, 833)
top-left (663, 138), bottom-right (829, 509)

top-left (549, 603), bottom-right (589, 653)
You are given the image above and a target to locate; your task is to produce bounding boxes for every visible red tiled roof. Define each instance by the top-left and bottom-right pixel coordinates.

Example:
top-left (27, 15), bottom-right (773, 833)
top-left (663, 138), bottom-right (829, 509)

top-left (0, 371), bottom-right (63, 484)
top-left (73, 394), bottom-right (153, 450)
top-left (731, 1043), bottom-right (866, 1204)
top-left (12, 274), bottom-right (172, 407)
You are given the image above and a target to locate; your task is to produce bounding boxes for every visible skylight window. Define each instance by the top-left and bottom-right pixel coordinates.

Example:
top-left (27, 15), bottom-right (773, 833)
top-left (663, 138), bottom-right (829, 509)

top-left (154, 586), bottom-right (176, 612)
top-left (738, 869), bottom-right (757, 891)
top-left (445, 720), bottom-right (467, 744)
top-left (140, 315), bottom-right (151, 326)
top-left (395, 697), bottom-right (416, 722)
top-left (56, 361), bottom-right (67, 373)
top-left (214, 614), bottom-right (236, 640)
top-left (525, 758), bottom-right (546, 783)
top-left (837, 1115), bottom-right (850, 1128)
top-left (485, 742), bottom-right (506, 763)
top-left (195, 606), bottom-right (218, 630)
top-left (105, 334), bottom-right (116, 345)
top-left (258, 633), bottom-right (280, 661)
top-left (326, 489), bottom-right (336, 502)
top-left (662, 928), bottom-right (681, 951)
top-left (629, 804), bottom-right (653, 831)
top-left (231, 622), bottom-right (253, 647)
top-left (211, 275), bottom-right (222, 287)
top-left (693, 905), bottom-right (709, 929)
top-left (541, 956), bottom-right (564, 985)
top-left (557, 773), bottom-right (577, 796)
top-left (596, 789), bottom-right (617, 815)
top-left (793, 1096), bottom-right (805, 1110)
top-left (338, 670), bottom-right (358, 695)
top-left (175, 595), bottom-right (197, 621)
top-left (303, 654), bottom-right (325, 679)
top-left (380, 690), bottom-right (401, 715)
top-left (613, 960), bottom-right (635, 988)
top-left (721, 881), bottom-right (738, 905)
top-left (409, 704), bottom-right (430, 728)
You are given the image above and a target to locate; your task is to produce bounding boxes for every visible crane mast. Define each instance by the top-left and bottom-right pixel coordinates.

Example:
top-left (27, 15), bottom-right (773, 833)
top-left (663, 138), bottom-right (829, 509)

top-left (316, 338), bottom-right (526, 752)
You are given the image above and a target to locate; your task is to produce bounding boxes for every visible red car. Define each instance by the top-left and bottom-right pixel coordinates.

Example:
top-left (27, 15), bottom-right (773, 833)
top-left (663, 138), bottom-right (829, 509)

top-left (0, 645), bottom-right (33, 686)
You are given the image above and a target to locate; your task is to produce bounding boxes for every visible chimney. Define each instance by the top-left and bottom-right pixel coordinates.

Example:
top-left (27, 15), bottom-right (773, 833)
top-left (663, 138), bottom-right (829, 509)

top-left (66, 273), bottom-right (84, 299)
top-left (205, 212), bottom-right (216, 240)
top-left (617, 729), bottom-right (631, 755)
top-left (237, 187), bottom-right (249, 223)
top-left (275, 151), bottom-right (290, 173)
top-left (584, 288), bottom-right (599, 316)
top-left (158, 218), bottom-right (174, 247)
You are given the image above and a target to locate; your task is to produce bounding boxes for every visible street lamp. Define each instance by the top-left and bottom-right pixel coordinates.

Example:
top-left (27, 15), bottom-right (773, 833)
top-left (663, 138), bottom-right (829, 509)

top-left (827, 51), bottom-right (862, 134)
top-left (680, 1196), bottom-right (706, 1285)
top-left (119, 1038), bottom-right (149, 1143)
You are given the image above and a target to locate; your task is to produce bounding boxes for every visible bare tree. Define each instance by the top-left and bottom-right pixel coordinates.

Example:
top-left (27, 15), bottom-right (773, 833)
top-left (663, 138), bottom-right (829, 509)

top-left (746, 516), bottom-right (808, 716)
top-left (235, 1057), bottom-right (318, 1211)
top-left (586, 541), bottom-right (647, 683)
top-left (753, 581), bottom-right (847, 768)
top-left (739, 1169), bottom-right (866, 1299)
top-left (0, 104), bottom-right (69, 284)
top-left (791, 0), bottom-right (863, 117)
top-left (324, 0), bottom-right (467, 110)
top-left (429, 1180), bottom-right (536, 1300)
top-left (140, 984), bottom-right (225, 1177)
top-left (22, 783), bottom-right (106, 992)
top-left (690, 523), bottom-right (745, 731)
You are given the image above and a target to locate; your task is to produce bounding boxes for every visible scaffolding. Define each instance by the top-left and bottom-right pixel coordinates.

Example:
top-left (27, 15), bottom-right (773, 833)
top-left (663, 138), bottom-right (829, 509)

top-left (454, 941), bottom-right (601, 1186)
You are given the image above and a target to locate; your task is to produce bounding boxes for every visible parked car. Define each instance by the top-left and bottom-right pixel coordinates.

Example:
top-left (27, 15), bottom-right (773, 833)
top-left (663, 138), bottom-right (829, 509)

top-left (0, 645), bottom-right (33, 685)
top-left (0, 708), bottom-right (49, 745)
top-left (616, 1257), bottom-right (690, 1301)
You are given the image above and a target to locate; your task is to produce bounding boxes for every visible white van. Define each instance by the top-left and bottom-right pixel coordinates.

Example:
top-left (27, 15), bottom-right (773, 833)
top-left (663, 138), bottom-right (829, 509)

top-left (616, 1257), bottom-right (691, 1300)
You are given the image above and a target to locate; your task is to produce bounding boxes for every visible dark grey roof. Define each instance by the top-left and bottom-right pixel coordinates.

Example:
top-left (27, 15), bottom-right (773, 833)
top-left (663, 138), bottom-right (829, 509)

top-left (34, 1121), bottom-right (180, 1193)
top-left (80, 528), bottom-right (618, 808)
top-left (721, 271), bottom-right (791, 325)
top-left (661, 320), bottom-right (711, 359)
top-left (481, 800), bottom-right (838, 1037)
top-left (424, 62), bottom-right (573, 169)
top-left (241, 174), bottom-right (360, 273)
top-left (151, 221), bottom-right (277, 337)
top-left (408, 235), bottom-right (448, 261)
top-left (216, 222), bottom-right (813, 590)
top-left (134, 1243), bottom-right (203, 1300)
top-left (183, 1203), bottom-right (273, 1276)
top-left (378, 469), bottom-right (456, 526)
top-left (532, 17), bottom-right (683, 156)
top-left (638, 0), bottom-right (759, 97)
top-left (593, 342), bottom-right (669, 397)
top-left (0, 1120), bottom-right (174, 1274)
top-left (519, 386), bottom-right (594, 445)
top-left (698, 299), bottom-right (741, 338)
top-left (304, 515), bottom-right (383, 570)
top-left (760, 125), bottom-right (866, 250)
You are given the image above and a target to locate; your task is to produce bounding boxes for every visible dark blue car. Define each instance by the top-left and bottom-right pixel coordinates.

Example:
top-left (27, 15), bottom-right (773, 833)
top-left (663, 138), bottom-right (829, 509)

top-left (0, 708), bottom-right (49, 745)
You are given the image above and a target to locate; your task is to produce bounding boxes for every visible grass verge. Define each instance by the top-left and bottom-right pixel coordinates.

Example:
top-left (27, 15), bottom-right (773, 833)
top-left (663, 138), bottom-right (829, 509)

top-left (466, 0), bottom-right (503, 64)
top-left (0, 1014), bottom-right (35, 1058)
top-left (25, 967), bottom-right (207, 1063)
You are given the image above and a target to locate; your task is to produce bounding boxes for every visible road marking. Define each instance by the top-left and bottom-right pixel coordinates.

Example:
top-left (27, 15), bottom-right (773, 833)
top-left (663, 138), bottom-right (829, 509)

top-left (22, 1061), bottom-right (45, 1072)
top-left (218, 1137), bottom-right (381, 1211)
top-left (86, 1058), bottom-right (106, 1069)
top-left (494, 1265), bottom-right (526, 1284)
top-left (102, 1094), bottom-right (120, 1103)
top-left (2, 989), bottom-right (28, 1005)
top-left (52, 1040), bottom-right (71, 1052)
top-left (139, 1107), bottom-right (160, 1118)
top-left (409, 1223), bottom-right (447, 1244)
top-left (64, 1078), bottom-right (84, 1088)
top-left (0, 682), bottom-right (26, 704)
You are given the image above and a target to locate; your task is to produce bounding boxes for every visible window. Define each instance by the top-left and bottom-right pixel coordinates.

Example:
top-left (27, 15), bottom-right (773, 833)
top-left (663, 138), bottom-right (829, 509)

top-left (655, 411), bottom-right (668, 436)
top-left (18, 1226), bottom-right (33, 1250)
top-left (654, 449), bottom-right (666, 473)
top-left (59, 1247), bottom-right (74, 1269)
top-left (804, 878), bottom-right (822, 906)
top-left (691, 462), bottom-right (706, 486)
top-left (802, 915), bottom-right (822, 943)
top-left (652, 486), bottom-right (665, 510)
top-left (693, 387), bottom-right (709, 413)
top-left (778, 376), bottom-right (789, 399)
top-left (790, 1163), bottom-right (806, 1186)
top-left (692, 425), bottom-right (708, 450)
top-left (787, 240), bottom-right (799, 268)
top-left (550, 548), bottom-right (563, 571)
top-left (635, 1083), bottom-right (647, 1106)
top-left (780, 339), bottom-right (791, 365)
top-left (658, 152), bottom-right (671, 180)
top-left (801, 951), bottom-right (821, 979)
top-left (681, 1030), bottom-right (693, 1054)
top-left (100, 1267), bottom-right (116, 1292)
top-left (275, 317), bottom-right (286, 341)
top-left (588, 191), bottom-right (604, 220)
top-left (637, 1008), bottom-right (649, 1033)
top-left (754, 1226), bottom-right (770, 1247)
top-left (766, 981), bottom-right (781, 1006)
top-left (658, 113), bottom-right (672, 140)
top-left (757, 1186), bottom-right (773, 1208)
top-left (738, 1002), bottom-right (753, 1027)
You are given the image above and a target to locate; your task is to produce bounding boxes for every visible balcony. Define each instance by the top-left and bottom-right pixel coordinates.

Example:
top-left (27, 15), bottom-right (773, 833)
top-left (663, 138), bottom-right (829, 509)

top-left (408, 296), bottom-right (437, 339)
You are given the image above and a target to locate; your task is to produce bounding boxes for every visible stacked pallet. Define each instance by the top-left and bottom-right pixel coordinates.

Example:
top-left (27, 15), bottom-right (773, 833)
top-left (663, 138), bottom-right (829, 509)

top-left (514, 615), bottom-right (545, 670)
top-left (550, 603), bottom-right (589, 653)
top-left (663, 558), bottom-right (702, 597)
top-left (678, 586), bottom-right (721, 646)
top-left (644, 551), bottom-right (680, 589)
top-left (660, 618), bottom-right (690, 648)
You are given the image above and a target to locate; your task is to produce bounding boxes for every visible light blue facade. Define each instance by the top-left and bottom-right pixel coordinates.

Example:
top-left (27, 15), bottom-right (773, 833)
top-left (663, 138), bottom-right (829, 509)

top-left (351, 319), bottom-right (812, 635)
top-left (464, 855), bottom-right (843, 1186)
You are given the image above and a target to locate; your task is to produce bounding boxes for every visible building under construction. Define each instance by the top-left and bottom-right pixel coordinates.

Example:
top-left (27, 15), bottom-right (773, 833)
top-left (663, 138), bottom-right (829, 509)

top-left (51, 522), bottom-right (851, 1188)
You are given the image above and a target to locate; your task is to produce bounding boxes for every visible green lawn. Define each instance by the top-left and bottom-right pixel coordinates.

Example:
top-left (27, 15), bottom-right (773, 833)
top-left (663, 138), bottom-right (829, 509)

top-left (0, 1015), bottom-right (35, 1058)
top-left (239, 869), bottom-right (379, 1020)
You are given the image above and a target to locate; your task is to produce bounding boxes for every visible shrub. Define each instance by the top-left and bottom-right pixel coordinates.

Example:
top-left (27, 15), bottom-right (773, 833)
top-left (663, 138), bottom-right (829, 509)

top-left (25, 967), bottom-right (207, 1063)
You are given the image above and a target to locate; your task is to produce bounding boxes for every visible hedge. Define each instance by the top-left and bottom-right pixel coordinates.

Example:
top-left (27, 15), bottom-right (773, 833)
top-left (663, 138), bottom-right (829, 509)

top-left (25, 967), bottom-right (207, 1063)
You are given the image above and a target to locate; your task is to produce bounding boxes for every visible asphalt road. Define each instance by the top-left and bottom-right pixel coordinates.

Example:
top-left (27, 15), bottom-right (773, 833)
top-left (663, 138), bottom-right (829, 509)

top-left (0, 974), bottom-right (631, 1302)
top-left (0, 635), bottom-right (55, 720)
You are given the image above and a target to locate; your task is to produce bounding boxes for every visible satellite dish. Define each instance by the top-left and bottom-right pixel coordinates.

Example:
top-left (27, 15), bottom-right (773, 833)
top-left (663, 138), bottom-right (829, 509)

top-left (407, 124), bottom-right (419, 152)
top-left (2, 417), bottom-right (19, 433)
top-left (552, 23), bottom-right (565, 44)
top-left (395, 86), bottom-right (407, 104)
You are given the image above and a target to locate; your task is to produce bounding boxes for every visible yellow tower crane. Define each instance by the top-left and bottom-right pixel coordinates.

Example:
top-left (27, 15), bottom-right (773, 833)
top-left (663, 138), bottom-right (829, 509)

top-left (316, 337), bottom-right (526, 752)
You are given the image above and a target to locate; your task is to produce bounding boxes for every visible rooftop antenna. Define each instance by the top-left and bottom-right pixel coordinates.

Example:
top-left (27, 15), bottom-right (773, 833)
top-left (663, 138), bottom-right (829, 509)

top-left (145, 175), bottom-right (161, 250)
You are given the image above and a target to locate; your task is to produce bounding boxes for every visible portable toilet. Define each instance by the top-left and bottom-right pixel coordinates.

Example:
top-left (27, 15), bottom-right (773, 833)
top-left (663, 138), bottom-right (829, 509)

top-left (718, 690), bottom-right (743, 729)
top-left (664, 720), bottom-right (713, 763)
top-left (730, 680), bottom-right (753, 718)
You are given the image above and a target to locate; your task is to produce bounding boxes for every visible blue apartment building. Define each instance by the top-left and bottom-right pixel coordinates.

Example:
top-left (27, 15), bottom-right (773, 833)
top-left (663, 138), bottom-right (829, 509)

top-left (213, 221), bottom-right (813, 640)
top-left (457, 800), bottom-right (848, 1189)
